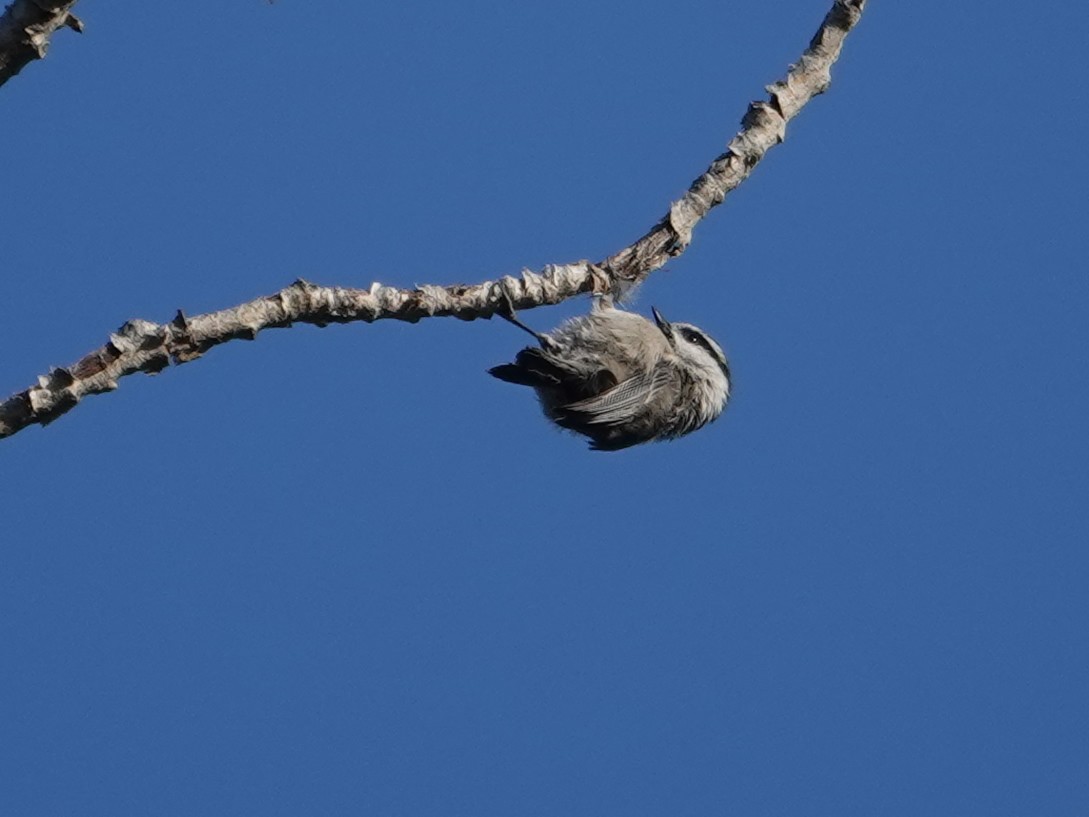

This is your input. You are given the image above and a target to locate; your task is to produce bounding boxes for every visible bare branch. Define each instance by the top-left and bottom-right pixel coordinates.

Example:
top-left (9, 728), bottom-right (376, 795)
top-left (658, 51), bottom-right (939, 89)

top-left (0, 270), bottom-right (607, 438)
top-left (0, 0), bottom-right (83, 87)
top-left (0, 0), bottom-right (867, 440)
top-left (608, 0), bottom-right (867, 277)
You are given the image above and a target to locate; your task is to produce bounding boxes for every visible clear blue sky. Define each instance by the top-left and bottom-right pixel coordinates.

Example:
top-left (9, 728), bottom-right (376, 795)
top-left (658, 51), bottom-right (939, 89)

top-left (3, 1), bottom-right (1088, 814)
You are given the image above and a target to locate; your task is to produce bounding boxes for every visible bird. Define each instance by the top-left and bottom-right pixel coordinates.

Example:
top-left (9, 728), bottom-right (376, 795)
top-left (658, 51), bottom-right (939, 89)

top-left (489, 299), bottom-right (731, 451)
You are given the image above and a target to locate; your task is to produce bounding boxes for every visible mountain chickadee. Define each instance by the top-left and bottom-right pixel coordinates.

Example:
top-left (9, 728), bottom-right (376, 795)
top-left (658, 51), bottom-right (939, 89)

top-left (489, 299), bottom-right (731, 451)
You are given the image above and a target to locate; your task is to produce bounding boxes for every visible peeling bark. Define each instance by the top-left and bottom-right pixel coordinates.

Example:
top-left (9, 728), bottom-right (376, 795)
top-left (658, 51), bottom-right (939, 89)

top-left (0, 0), bottom-right (82, 87)
top-left (0, 0), bottom-right (867, 440)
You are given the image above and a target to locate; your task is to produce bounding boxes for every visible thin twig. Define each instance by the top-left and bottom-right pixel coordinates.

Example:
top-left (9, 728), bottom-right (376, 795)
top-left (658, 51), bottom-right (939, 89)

top-left (0, 0), bottom-right (83, 87)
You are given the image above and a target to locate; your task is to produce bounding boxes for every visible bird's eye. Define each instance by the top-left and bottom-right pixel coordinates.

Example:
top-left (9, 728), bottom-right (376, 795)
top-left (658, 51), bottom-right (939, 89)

top-left (682, 329), bottom-right (701, 344)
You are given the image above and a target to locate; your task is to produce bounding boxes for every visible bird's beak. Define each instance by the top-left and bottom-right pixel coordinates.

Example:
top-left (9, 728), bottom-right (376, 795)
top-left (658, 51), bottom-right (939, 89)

top-left (651, 307), bottom-right (673, 338)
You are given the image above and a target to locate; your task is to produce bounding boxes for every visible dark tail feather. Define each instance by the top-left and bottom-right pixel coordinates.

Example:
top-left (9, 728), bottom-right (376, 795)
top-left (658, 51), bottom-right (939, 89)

top-left (489, 347), bottom-right (572, 388)
top-left (488, 363), bottom-right (540, 386)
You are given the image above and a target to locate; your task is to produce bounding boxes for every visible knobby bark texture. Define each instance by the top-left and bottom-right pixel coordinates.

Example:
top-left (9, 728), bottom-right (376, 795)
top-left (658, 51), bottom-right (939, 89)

top-left (0, 0), bottom-right (82, 87)
top-left (0, 0), bottom-right (867, 440)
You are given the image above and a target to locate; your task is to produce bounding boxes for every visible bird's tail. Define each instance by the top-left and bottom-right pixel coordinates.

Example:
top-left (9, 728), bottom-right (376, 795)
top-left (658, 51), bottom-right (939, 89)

top-left (488, 347), bottom-right (570, 388)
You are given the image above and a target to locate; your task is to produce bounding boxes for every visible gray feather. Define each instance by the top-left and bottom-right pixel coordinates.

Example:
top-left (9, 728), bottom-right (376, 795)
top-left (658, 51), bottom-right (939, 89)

top-left (556, 367), bottom-right (672, 426)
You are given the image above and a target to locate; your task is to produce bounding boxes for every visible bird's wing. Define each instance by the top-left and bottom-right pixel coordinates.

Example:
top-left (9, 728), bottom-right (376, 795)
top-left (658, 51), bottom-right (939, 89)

top-left (556, 367), bottom-right (671, 427)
